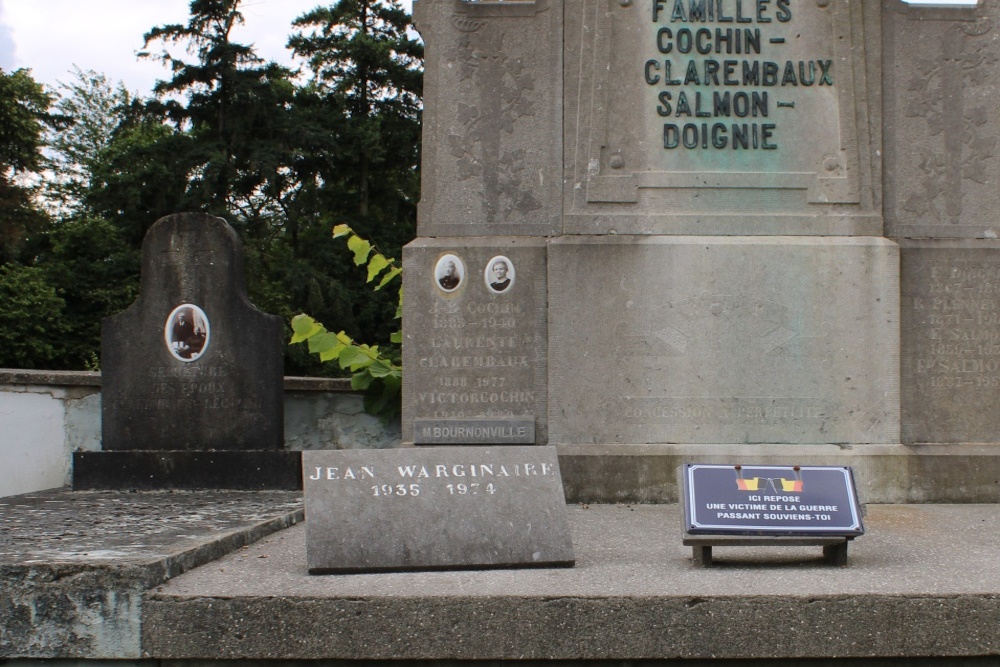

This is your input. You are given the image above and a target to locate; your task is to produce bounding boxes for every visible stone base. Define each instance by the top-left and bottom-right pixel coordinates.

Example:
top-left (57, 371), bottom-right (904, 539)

top-left (73, 451), bottom-right (302, 490)
top-left (548, 236), bottom-right (900, 445)
top-left (557, 443), bottom-right (1000, 504)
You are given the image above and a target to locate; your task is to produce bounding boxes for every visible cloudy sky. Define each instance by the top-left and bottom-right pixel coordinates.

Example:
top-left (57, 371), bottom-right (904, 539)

top-left (0, 0), bottom-right (412, 94)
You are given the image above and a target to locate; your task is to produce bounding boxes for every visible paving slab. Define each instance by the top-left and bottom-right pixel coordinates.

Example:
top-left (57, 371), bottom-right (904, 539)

top-left (0, 489), bottom-right (303, 659)
top-left (145, 504), bottom-right (1000, 661)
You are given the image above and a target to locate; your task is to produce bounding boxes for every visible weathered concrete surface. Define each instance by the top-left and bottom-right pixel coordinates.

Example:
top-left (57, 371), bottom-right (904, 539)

top-left (145, 504), bottom-right (1000, 661)
top-left (0, 490), bottom-right (302, 659)
top-left (548, 237), bottom-right (899, 445)
top-left (557, 443), bottom-right (1000, 504)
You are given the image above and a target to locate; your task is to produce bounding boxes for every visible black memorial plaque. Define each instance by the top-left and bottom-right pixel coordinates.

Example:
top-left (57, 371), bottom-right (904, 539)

top-left (304, 446), bottom-right (574, 573)
top-left (682, 464), bottom-right (864, 536)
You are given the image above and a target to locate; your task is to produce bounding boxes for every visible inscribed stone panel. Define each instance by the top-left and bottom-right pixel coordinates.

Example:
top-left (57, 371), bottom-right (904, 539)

top-left (402, 238), bottom-right (547, 444)
top-left (564, 0), bottom-right (881, 235)
top-left (548, 236), bottom-right (900, 444)
top-left (900, 240), bottom-right (1000, 443)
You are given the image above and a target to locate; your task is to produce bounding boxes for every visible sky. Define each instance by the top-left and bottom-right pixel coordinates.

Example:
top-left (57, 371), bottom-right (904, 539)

top-left (0, 0), bottom-right (975, 96)
top-left (0, 0), bottom-right (412, 95)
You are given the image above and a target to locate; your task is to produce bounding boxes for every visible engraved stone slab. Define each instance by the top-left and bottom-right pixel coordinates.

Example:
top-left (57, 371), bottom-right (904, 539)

top-left (413, 0), bottom-right (562, 236)
top-left (884, 1), bottom-right (1000, 239)
top-left (303, 447), bottom-right (574, 573)
top-left (900, 240), bottom-right (1000, 444)
top-left (564, 0), bottom-right (881, 235)
top-left (102, 213), bottom-right (284, 451)
top-left (548, 236), bottom-right (900, 444)
top-left (413, 418), bottom-right (535, 444)
top-left (402, 237), bottom-right (547, 444)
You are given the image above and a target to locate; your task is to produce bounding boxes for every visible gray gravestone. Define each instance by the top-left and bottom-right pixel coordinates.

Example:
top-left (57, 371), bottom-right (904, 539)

top-left (80, 214), bottom-right (289, 489)
top-left (304, 446), bottom-right (574, 573)
top-left (403, 238), bottom-right (548, 444)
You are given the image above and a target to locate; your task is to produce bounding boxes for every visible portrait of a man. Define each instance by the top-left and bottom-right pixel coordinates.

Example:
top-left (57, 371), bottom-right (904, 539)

top-left (165, 304), bottom-right (211, 362)
top-left (435, 254), bottom-right (465, 292)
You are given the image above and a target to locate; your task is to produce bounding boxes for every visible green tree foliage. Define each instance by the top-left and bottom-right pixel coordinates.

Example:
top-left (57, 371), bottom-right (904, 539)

top-left (0, 0), bottom-right (422, 374)
top-left (288, 0), bottom-right (422, 242)
top-left (291, 224), bottom-right (402, 417)
top-left (0, 265), bottom-right (69, 368)
top-left (44, 67), bottom-right (133, 215)
top-left (0, 68), bottom-right (63, 262)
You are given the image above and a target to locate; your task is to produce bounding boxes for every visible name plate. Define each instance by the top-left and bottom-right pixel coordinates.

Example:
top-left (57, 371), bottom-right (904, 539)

top-left (682, 464), bottom-right (864, 536)
top-left (304, 447), bottom-right (574, 573)
top-left (413, 418), bottom-right (535, 444)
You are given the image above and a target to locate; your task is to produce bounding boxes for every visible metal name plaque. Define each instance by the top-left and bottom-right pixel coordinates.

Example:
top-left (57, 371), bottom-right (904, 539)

top-left (682, 464), bottom-right (864, 536)
top-left (304, 447), bottom-right (574, 573)
top-left (413, 418), bottom-right (536, 445)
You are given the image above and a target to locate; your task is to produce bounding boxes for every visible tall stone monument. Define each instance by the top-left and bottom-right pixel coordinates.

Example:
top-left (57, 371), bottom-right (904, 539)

top-left (403, 0), bottom-right (1000, 503)
top-left (75, 213), bottom-right (295, 489)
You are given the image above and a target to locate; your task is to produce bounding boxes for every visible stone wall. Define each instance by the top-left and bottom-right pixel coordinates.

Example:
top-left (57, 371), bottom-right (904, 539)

top-left (0, 370), bottom-right (400, 498)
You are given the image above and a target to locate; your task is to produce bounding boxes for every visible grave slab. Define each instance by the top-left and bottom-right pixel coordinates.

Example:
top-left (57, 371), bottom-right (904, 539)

top-left (304, 446), bottom-right (573, 573)
top-left (0, 489), bottom-right (302, 660)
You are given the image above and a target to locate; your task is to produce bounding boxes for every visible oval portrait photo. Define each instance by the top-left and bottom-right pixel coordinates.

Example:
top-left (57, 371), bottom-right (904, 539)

top-left (164, 304), bottom-right (211, 362)
top-left (485, 255), bottom-right (515, 294)
top-left (435, 254), bottom-right (465, 293)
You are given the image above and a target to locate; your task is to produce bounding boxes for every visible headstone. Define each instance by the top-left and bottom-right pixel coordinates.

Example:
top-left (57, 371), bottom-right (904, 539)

top-left (403, 238), bottom-right (548, 444)
top-left (75, 213), bottom-right (292, 489)
top-left (304, 446), bottom-right (575, 573)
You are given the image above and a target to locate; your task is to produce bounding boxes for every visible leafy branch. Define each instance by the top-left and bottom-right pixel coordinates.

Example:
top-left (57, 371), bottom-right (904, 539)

top-left (290, 223), bottom-right (403, 418)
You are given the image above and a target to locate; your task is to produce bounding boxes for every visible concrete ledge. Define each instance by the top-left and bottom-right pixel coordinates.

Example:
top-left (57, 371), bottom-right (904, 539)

top-left (0, 489), bottom-right (303, 659)
top-left (73, 451), bottom-right (303, 490)
top-left (0, 369), bottom-right (353, 392)
top-left (557, 444), bottom-right (1000, 504)
top-left (143, 504), bottom-right (1000, 661)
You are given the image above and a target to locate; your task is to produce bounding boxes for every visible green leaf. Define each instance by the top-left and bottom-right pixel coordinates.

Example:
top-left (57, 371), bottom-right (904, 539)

top-left (332, 224), bottom-right (352, 239)
top-left (307, 331), bottom-right (339, 355)
top-left (351, 371), bottom-right (375, 390)
top-left (366, 254), bottom-right (389, 283)
top-left (390, 330), bottom-right (402, 344)
top-left (347, 235), bottom-right (372, 266)
top-left (319, 341), bottom-right (347, 362)
top-left (290, 314), bottom-right (323, 344)
top-left (339, 345), bottom-right (375, 371)
top-left (376, 266), bottom-right (402, 290)
top-left (367, 359), bottom-right (395, 378)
